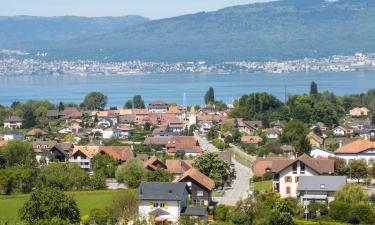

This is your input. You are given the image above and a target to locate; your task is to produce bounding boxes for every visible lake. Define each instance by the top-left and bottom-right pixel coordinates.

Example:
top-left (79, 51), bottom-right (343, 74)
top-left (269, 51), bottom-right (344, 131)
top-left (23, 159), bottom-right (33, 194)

top-left (0, 72), bottom-right (374, 107)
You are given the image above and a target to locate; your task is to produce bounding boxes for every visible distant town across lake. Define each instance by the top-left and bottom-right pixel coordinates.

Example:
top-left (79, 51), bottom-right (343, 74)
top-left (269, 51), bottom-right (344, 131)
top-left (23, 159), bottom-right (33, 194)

top-left (1, 72), bottom-right (375, 106)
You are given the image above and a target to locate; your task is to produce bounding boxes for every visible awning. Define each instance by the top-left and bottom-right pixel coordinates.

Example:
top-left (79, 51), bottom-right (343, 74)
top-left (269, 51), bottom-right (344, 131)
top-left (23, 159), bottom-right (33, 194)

top-left (149, 208), bottom-right (170, 216)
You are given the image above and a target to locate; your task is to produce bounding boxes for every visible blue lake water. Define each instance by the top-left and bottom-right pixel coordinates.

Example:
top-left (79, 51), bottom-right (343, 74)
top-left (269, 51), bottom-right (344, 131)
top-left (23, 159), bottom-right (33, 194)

top-left (0, 72), bottom-right (374, 107)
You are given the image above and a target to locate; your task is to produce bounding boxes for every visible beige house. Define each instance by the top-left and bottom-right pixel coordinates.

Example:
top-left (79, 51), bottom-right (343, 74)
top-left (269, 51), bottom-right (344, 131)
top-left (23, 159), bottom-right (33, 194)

top-left (349, 107), bottom-right (370, 117)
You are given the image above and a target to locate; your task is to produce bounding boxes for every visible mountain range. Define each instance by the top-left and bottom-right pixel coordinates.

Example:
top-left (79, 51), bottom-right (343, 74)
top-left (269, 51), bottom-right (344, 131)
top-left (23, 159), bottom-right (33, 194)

top-left (2, 0), bottom-right (375, 62)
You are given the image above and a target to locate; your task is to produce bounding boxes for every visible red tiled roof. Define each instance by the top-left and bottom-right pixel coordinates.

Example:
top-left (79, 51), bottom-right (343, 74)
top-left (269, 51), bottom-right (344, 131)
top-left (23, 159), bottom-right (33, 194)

top-left (99, 146), bottom-right (134, 161)
top-left (174, 168), bottom-right (215, 191)
top-left (335, 139), bottom-right (375, 154)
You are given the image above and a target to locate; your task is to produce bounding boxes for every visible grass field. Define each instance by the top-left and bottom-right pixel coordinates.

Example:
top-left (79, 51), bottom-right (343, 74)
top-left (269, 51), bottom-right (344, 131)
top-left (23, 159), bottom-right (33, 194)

top-left (251, 180), bottom-right (273, 193)
top-left (0, 190), bottom-right (122, 224)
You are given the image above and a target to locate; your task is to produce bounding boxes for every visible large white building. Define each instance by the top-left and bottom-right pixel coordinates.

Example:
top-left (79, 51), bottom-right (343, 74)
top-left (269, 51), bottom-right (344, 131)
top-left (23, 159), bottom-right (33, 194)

top-left (272, 154), bottom-right (335, 198)
top-left (335, 131), bottom-right (375, 164)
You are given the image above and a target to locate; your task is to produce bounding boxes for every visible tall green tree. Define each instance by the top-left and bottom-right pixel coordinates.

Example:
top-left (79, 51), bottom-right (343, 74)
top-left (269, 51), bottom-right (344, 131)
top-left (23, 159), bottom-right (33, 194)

top-left (115, 158), bottom-right (146, 188)
top-left (193, 152), bottom-right (229, 186)
top-left (19, 188), bottom-right (80, 225)
top-left (2, 141), bottom-right (37, 168)
top-left (108, 190), bottom-right (139, 223)
top-left (204, 87), bottom-right (215, 105)
top-left (82, 92), bottom-right (108, 110)
top-left (132, 95), bottom-right (145, 109)
top-left (22, 104), bottom-right (36, 128)
top-left (92, 153), bottom-right (118, 178)
top-left (334, 183), bottom-right (368, 205)
top-left (293, 135), bottom-right (312, 156)
top-left (310, 81), bottom-right (318, 95)
top-left (348, 160), bottom-right (368, 183)
top-left (58, 102), bottom-right (65, 112)
top-left (123, 100), bottom-right (133, 109)
top-left (282, 120), bottom-right (308, 144)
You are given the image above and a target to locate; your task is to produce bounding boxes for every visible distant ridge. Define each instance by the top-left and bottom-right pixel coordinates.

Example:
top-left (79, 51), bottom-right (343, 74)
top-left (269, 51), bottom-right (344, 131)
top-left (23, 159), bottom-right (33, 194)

top-left (2, 0), bottom-right (375, 62)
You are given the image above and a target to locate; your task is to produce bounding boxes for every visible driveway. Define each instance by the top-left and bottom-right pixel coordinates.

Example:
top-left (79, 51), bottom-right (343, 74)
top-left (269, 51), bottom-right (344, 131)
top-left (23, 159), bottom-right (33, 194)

top-left (194, 133), bottom-right (252, 206)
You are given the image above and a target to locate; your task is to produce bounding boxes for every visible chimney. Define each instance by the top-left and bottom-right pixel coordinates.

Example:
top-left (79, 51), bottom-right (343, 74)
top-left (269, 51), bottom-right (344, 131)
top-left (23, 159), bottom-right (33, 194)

top-left (370, 129), bottom-right (375, 142)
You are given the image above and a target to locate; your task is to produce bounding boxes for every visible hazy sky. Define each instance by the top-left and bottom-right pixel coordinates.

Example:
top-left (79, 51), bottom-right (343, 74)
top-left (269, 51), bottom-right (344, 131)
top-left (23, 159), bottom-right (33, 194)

top-left (2, 0), bottom-right (272, 19)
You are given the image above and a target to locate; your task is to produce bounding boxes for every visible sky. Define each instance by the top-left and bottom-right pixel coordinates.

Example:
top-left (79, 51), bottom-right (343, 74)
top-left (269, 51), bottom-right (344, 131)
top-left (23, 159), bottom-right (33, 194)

top-left (1, 0), bottom-right (272, 19)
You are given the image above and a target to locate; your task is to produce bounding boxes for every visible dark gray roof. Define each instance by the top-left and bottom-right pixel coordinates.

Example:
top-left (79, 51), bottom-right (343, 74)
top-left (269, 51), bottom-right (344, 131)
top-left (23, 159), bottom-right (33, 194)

top-left (181, 207), bottom-right (208, 216)
top-left (4, 116), bottom-right (22, 122)
top-left (139, 182), bottom-right (188, 201)
top-left (297, 176), bottom-right (347, 192)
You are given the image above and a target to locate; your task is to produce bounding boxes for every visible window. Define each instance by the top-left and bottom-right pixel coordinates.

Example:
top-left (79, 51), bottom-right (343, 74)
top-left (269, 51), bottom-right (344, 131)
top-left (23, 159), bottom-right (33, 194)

top-left (295, 176), bottom-right (299, 183)
top-left (187, 182), bottom-right (192, 187)
top-left (153, 203), bottom-right (159, 208)
top-left (286, 186), bottom-right (291, 195)
top-left (197, 191), bottom-right (204, 197)
top-left (300, 163), bottom-right (305, 174)
top-left (292, 163), bottom-right (297, 174)
top-left (320, 184), bottom-right (325, 189)
top-left (159, 203), bottom-right (165, 208)
top-left (285, 176), bottom-right (292, 183)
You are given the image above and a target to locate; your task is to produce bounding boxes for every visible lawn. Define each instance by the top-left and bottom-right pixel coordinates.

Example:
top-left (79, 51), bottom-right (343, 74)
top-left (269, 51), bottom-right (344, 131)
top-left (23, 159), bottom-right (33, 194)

top-left (251, 180), bottom-right (273, 193)
top-left (0, 190), bottom-right (122, 224)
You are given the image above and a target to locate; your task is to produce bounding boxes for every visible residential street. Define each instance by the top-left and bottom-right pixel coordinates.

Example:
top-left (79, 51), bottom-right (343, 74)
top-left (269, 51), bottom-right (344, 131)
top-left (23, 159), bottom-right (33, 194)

top-left (194, 133), bottom-right (252, 206)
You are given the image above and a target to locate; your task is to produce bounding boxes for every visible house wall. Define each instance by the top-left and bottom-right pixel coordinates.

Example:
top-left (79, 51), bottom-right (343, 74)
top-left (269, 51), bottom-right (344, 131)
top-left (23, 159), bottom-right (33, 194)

top-left (68, 152), bottom-right (91, 170)
top-left (276, 162), bottom-right (318, 198)
top-left (335, 151), bottom-right (375, 164)
top-left (183, 178), bottom-right (211, 206)
top-left (139, 200), bottom-right (180, 222)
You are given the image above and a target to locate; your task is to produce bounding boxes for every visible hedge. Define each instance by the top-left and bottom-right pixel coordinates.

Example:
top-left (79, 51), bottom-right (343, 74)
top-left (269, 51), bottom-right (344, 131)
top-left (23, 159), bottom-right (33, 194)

top-left (294, 220), bottom-right (350, 225)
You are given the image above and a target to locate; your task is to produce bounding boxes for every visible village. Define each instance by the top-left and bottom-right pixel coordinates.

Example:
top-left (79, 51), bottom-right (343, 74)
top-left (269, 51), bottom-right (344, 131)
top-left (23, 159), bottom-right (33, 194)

top-left (1, 85), bottom-right (375, 225)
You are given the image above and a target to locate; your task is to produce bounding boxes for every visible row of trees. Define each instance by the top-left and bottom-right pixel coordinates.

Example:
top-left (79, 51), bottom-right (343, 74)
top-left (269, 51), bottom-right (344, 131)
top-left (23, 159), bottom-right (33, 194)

top-left (230, 83), bottom-right (375, 127)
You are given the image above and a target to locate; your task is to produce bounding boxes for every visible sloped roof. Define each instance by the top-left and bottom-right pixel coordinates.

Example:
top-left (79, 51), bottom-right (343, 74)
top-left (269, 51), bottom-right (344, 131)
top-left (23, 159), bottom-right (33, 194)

top-left (139, 182), bottom-right (188, 201)
top-left (71, 145), bottom-right (100, 158)
top-left (165, 159), bottom-right (193, 174)
top-left (143, 157), bottom-right (166, 170)
top-left (298, 176), bottom-right (347, 191)
top-left (335, 139), bottom-right (375, 154)
top-left (175, 168), bottom-right (215, 191)
top-left (99, 146), bottom-right (134, 161)
top-left (26, 128), bottom-right (47, 136)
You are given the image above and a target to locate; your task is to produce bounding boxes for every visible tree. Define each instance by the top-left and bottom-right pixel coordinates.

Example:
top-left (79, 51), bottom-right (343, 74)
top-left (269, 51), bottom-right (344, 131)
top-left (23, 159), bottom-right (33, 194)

top-left (123, 100), bottom-right (133, 109)
top-left (349, 160), bottom-right (368, 183)
top-left (82, 92), bottom-right (108, 110)
top-left (36, 163), bottom-right (92, 191)
top-left (2, 140), bottom-right (37, 168)
top-left (207, 126), bottom-right (219, 140)
top-left (334, 183), bottom-right (368, 205)
top-left (204, 87), bottom-right (215, 105)
top-left (371, 112), bottom-right (375, 125)
top-left (146, 169), bottom-right (173, 182)
top-left (293, 135), bottom-right (311, 156)
top-left (215, 100), bottom-right (227, 111)
top-left (89, 208), bottom-right (114, 225)
top-left (193, 152), bottom-right (229, 186)
top-left (133, 95), bottom-right (145, 109)
top-left (58, 102), bottom-right (65, 112)
top-left (115, 158), bottom-right (146, 188)
top-left (22, 104), bottom-right (36, 128)
top-left (92, 153), bottom-right (118, 178)
top-left (214, 205), bottom-right (232, 221)
top-left (328, 201), bottom-right (351, 222)
top-left (312, 101), bottom-right (339, 126)
top-left (213, 139), bottom-right (226, 150)
top-left (282, 120), bottom-right (308, 144)
top-left (331, 157), bottom-right (349, 176)
top-left (291, 104), bottom-right (312, 123)
top-left (347, 204), bottom-right (375, 225)
top-left (19, 188), bottom-right (80, 224)
top-left (310, 81), bottom-right (318, 95)
top-left (108, 190), bottom-right (139, 223)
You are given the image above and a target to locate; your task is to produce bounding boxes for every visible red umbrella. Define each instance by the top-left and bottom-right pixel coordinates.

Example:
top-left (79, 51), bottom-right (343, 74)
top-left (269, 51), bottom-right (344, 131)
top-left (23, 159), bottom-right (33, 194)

top-left (155, 216), bottom-right (166, 222)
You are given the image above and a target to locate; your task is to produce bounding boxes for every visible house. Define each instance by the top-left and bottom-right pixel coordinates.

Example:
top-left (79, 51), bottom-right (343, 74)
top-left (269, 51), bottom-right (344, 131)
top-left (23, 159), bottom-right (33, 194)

top-left (298, 176), bottom-right (347, 206)
top-left (3, 130), bottom-right (24, 141)
top-left (333, 125), bottom-right (354, 137)
top-left (349, 107), bottom-right (370, 117)
top-left (241, 135), bottom-right (263, 146)
top-left (132, 109), bottom-right (150, 125)
top-left (272, 154), bottom-right (335, 198)
top-left (138, 182), bottom-right (208, 223)
top-left (68, 145), bottom-right (100, 170)
top-left (26, 128), bottom-right (47, 139)
top-left (310, 122), bottom-right (328, 133)
top-left (32, 141), bottom-right (69, 163)
top-left (4, 116), bottom-right (22, 129)
top-left (166, 136), bottom-right (202, 156)
top-left (307, 132), bottom-right (324, 148)
top-left (102, 128), bottom-right (121, 139)
top-left (98, 146), bottom-right (134, 162)
top-left (148, 101), bottom-right (169, 113)
top-left (197, 114), bottom-right (215, 132)
top-left (310, 149), bottom-right (335, 159)
top-left (174, 168), bottom-right (215, 206)
top-left (187, 107), bottom-right (197, 126)
top-left (117, 125), bottom-right (135, 138)
top-left (266, 128), bottom-right (281, 139)
top-left (335, 130), bottom-right (375, 164)
top-left (97, 118), bottom-right (112, 128)
top-left (165, 159), bottom-right (193, 178)
top-left (238, 120), bottom-right (262, 134)
top-left (144, 157), bottom-right (168, 171)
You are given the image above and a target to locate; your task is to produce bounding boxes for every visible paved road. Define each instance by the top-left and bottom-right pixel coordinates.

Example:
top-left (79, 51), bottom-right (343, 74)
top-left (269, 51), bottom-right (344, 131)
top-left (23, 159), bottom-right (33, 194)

top-left (194, 133), bottom-right (252, 206)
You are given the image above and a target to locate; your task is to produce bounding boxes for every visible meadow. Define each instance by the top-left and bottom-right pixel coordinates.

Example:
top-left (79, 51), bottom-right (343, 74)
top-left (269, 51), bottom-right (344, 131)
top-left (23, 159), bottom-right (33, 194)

top-left (0, 190), bottom-right (122, 224)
